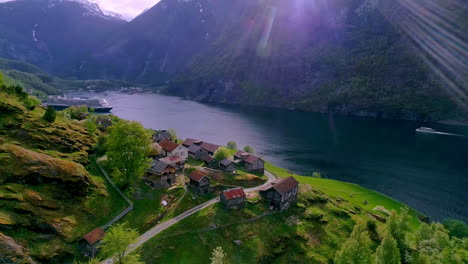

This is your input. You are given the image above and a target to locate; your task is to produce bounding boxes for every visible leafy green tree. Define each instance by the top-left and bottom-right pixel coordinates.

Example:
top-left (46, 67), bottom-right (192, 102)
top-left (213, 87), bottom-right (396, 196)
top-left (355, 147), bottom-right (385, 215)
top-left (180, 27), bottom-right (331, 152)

top-left (214, 147), bottom-right (230, 161)
top-left (99, 223), bottom-right (139, 264)
top-left (334, 222), bottom-right (373, 264)
top-left (106, 121), bottom-right (152, 187)
top-left (85, 118), bottom-right (98, 136)
top-left (386, 209), bottom-right (411, 254)
top-left (243, 145), bottom-right (254, 154)
top-left (375, 232), bottom-right (400, 264)
top-left (43, 106), bottom-right (57, 123)
top-left (0, 72), bottom-right (3, 85)
top-left (443, 219), bottom-right (468, 238)
top-left (121, 253), bottom-right (144, 264)
top-left (227, 141), bottom-right (237, 149)
top-left (73, 258), bottom-right (100, 264)
top-left (210, 246), bottom-right (225, 264)
top-left (167, 128), bottom-right (177, 141)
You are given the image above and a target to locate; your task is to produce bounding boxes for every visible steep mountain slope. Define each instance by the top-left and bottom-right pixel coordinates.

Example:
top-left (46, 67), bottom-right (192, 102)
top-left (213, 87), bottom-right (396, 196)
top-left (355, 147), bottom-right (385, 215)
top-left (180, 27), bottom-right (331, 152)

top-left (169, 0), bottom-right (463, 120)
top-left (81, 0), bottom-right (256, 83)
top-left (0, 79), bottom-right (126, 263)
top-left (0, 0), bottom-right (126, 78)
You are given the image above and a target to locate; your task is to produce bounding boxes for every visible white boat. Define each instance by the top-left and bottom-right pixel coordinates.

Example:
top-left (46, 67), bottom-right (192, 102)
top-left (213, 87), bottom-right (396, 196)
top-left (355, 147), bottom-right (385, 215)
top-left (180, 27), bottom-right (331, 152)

top-left (416, 127), bottom-right (436, 133)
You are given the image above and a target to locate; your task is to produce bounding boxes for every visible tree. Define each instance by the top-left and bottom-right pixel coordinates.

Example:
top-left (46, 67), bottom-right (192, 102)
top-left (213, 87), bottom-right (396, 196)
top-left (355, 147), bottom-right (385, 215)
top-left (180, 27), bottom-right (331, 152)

top-left (375, 232), bottom-right (400, 264)
top-left (73, 258), bottom-right (100, 264)
top-left (106, 121), bottom-right (152, 187)
top-left (210, 246), bottom-right (225, 264)
top-left (334, 223), bottom-right (373, 264)
top-left (0, 72), bottom-right (3, 85)
top-left (122, 253), bottom-right (144, 264)
top-left (99, 223), bottom-right (139, 264)
top-left (43, 106), bottom-right (57, 123)
top-left (442, 219), bottom-right (468, 238)
top-left (227, 141), bottom-right (237, 149)
top-left (386, 209), bottom-right (411, 254)
top-left (243, 145), bottom-right (254, 154)
top-left (167, 128), bottom-right (177, 141)
top-left (214, 147), bottom-right (230, 161)
top-left (85, 118), bottom-right (98, 136)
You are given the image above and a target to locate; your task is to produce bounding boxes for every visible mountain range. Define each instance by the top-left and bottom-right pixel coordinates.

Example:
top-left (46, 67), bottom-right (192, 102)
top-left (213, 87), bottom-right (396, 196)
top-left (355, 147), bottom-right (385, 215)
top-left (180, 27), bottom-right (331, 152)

top-left (0, 0), bottom-right (466, 120)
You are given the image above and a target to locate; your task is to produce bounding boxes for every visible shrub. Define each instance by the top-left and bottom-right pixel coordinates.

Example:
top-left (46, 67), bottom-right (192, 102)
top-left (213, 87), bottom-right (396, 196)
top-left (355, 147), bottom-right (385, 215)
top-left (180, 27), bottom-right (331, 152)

top-left (305, 207), bottom-right (324, 220)
top-left (243, 145), bottom-right (255, 154)
top-left (214, 147), bottom-right (230, 161)
top-left (227, 141), bottom-right (237, 149)
top-left (43, 106), bottom-right (56, 122)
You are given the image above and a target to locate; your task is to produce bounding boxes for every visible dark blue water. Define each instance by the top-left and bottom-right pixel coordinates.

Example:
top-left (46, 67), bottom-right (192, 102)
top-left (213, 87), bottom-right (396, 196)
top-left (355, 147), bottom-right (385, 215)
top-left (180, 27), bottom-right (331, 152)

top-left (81, 91), bottom-right (468, 222)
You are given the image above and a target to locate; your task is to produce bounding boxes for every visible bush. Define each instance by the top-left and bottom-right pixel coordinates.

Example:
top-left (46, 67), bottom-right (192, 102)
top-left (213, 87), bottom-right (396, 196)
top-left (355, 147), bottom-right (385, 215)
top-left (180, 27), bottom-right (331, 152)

top-left (305, 207), bottom-right (324, 220)
top-left (214, 147), bottom-right (230, 161)
top-left (43, 106), bottom-right (56, 123)
top-left (227, 141), bottom-right (237, 149)
top-left (443, 219), bottom-right (468, 238)
top-left (243, 145), bottom-right (255, 154)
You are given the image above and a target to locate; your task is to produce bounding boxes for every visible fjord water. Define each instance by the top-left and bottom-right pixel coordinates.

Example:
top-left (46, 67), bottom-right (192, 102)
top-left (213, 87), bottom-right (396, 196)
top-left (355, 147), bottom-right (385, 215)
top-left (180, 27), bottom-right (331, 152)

top-left (91, 91), bottom-right (468, 222)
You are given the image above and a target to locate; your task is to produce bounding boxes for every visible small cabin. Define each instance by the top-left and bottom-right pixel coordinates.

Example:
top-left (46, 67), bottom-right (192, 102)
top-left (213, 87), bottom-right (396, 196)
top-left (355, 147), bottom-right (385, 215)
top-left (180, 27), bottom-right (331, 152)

top-left (234, 150), bottom-right (249, 161)
top-left (189, 170), bottom-right (211, 193)
top-left (189, 144), bottom-right (204, 160)
top-left (203, 154), bottom-right (218, 168)
top-left (219, 159), bottom-right (235, 173)
top-left (220, 188), bottom-right (246, 209)
top-left (146, 160), bottom-right (176, 188)
top-left (79, 227), bottom-right (105, 257)
top-left (153, 130), bottom-right (172, 143)
top-left (159, 139), bottom-right (188, 160)
top-left (199, 142), bottom-right (219, 156)
top-left (243, 155), bottom-right (264, 173)
top-left (159, 156), bottom-right (185, 170)
top-left (260, 176), bottom-right (299, 211)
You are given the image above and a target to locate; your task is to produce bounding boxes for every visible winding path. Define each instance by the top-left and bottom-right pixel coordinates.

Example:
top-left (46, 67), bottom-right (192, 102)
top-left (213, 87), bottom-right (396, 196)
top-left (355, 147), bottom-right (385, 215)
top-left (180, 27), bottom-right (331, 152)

top-left (102, 170), bottom-right (276, 263)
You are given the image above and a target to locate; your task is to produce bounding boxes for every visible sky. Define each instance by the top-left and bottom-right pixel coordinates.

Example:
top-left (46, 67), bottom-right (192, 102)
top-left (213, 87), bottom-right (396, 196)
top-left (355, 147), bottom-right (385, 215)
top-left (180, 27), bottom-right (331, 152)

top-left (0, 0), bottom-right (160, 20)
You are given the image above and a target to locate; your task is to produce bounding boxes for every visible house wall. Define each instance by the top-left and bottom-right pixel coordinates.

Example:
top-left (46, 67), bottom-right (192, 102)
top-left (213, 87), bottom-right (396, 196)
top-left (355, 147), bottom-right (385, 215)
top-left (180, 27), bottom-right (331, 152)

top-left (169, 145), bottom-right (188, 160)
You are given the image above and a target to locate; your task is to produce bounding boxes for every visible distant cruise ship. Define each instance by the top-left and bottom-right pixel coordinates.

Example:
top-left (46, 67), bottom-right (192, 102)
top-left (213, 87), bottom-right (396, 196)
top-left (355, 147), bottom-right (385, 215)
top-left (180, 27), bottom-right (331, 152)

top-left (44, 96), bottom-right (113, 113)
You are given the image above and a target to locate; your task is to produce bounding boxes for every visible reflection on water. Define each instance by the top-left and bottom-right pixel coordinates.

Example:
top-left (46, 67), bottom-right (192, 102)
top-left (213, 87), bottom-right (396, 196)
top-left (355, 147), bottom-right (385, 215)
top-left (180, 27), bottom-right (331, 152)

top-left (79, 91), bottom-right (468, 222)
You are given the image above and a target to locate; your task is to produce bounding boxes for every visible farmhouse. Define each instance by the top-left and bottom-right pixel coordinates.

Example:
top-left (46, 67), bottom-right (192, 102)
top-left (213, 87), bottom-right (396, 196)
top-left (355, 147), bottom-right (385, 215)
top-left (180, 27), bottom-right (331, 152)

top-left (146, 160), bottom-right (177, 188)
top-left (189, 170), bottom-right (211, 193)
top-left (199, 142), bottom-right (219, 156)
top-left (260, 176), bottom-right (299, 211)
top-left (220, 188), bottom-right (246, 209)
top-left (243, 155), bottom-right (265, 173)
top-left (159, 139), bottom-right (188, 160)
top-left (189, 144), bottom-right (204, 160)
top-left (153, 130), bottom-right (171, 143)
top-left (79, 227), bottom-right (105, 257)
top-left (219, 158), bottom-right (235, 173)
top-left (159, 156), bottom-right (185, 170)
top-left (182, 138), bottom-right (203, 148)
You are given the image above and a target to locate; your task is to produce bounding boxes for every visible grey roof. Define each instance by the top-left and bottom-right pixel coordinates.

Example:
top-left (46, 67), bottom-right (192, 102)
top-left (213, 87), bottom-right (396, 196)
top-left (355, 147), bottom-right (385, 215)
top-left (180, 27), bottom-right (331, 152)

top-left (148, 160), bottom-right (169, 175)
top-left (220, 159), bottom-right (234, 167)
top-left (189, 144), bottom-right (201, 154)
top-left (153, 130), bottom-right (171, 142)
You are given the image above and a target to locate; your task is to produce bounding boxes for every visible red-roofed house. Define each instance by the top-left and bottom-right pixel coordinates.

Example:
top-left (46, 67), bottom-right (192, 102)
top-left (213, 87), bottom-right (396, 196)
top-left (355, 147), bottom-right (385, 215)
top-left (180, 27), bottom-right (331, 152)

top-left (199, 142), bottom-right (219, 156)
top-left (243, 155), bottom-right (265, 173)
top-left (220, 188), bottom-right (246, 209)
top-left (182, 138), bottom-right (203, 148)
top-left (189, 170), bottom-right (211, 193)
top-left (159, 139), bottom-right (188, 160)
top-left (260, 176), bottom-right (299, 210)
top-left (79, 227), bottom-right (105, 257)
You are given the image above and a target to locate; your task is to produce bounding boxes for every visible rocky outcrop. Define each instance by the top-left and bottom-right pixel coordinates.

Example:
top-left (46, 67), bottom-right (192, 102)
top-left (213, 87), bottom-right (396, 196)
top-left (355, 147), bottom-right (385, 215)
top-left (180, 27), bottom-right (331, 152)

top-left (0, 232), bottom-right (36, 264)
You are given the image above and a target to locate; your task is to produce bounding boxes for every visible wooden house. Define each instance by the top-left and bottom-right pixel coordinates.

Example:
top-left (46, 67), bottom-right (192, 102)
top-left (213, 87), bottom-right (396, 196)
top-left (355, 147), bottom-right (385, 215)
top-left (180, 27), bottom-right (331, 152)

top-left (260, 176), bottom-right (299, 211)
top-left (243, 155), bottom-right (265, 173)
top-left (189, 170), bottom-right (211, 193)
top-left (189, 144), bottom-right (204, 160)
top-left (159, 156), bottom-right (185, 170)
top-left (234, 150), bottom-right (249, 161)
top-left (199, 142), bottom-right (219, 156)
top-left (202, 154), bottom-right (218, 168)
top-left (219, 159), bottom-right (235, 173)
top-left (220, 188), bottom-right (246, 209)
top-left (79, 227), bottom-right (105, 257)
top-left (153, 130), bottom-right (171, 143)
top-left (146, 160), bottom-right (176, 188)
top-left (182, 138), bottom-right (203, 148)
top-left (159, 139), bottom-right (188, 160)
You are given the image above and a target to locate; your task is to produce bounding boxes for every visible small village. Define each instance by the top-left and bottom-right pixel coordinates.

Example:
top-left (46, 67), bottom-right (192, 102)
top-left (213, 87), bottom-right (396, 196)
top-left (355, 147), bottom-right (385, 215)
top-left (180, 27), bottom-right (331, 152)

top-left (80, 128), bottom-right (299, 258)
